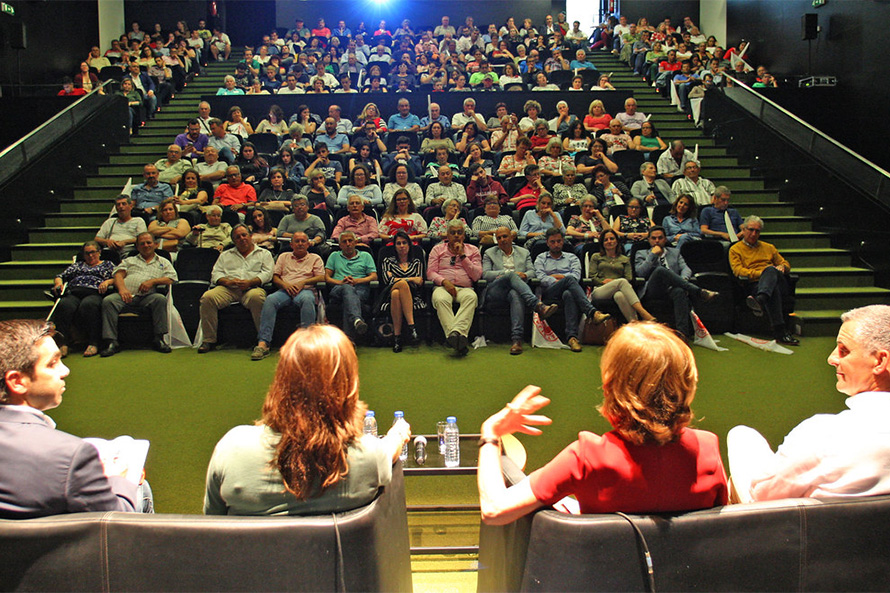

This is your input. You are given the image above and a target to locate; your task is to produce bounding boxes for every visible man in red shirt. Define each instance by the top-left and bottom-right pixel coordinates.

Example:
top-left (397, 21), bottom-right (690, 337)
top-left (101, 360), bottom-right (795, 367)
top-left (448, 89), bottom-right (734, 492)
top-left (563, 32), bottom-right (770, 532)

top-left (213, 166), bottom-right (256, 218)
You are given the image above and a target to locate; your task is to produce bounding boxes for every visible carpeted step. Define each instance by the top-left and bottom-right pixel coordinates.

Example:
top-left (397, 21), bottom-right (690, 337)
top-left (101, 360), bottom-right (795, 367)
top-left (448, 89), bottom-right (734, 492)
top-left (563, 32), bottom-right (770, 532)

top-left (28, 227), bottom-right (99, 244)
top-left (760, 231), bottom-right (831, 249)
top-left (12, 243), bottom-right (82, 261)
top-left (0, 279), bottom-right (56, 301)
top-left (0, 301), bottom-right (52, 321)
top-left (795, 286), bottom-right (890, 311)
top-left (794, 267), bottom-right (878, 289)
top-left (0, 261), bottom-right (71, 280)
top-left (44, 213), bottom-right (109, 227)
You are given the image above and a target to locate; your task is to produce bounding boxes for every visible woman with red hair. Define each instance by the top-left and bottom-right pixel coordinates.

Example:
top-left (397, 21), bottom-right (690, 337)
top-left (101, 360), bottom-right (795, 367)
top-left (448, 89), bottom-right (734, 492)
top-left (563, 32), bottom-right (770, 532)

top-left (204, 325), bottom-right (411, 515)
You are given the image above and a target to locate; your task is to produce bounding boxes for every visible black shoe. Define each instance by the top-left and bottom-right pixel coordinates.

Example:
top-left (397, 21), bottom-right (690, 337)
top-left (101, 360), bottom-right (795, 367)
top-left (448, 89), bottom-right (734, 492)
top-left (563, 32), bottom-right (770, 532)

top-left (354, 318), bottom-right (368, 336)
top-left (100, 341), bottom-right (121, 358)
top-left (153, 338), bottom-right (172, 354)
top-left (446, 331), bottom-right (460, 350)
top-left (392, 335), bottom-right (402, 353)
top-left (746, 295), bottom-right (764, 317)
top-left (777, 332), bottom-right (800, 346)
top-left (197, 342), bottom-right (215, 354)
top-left (456, 334), bottom-right (469, 356)
top-left (407, 325), bottom-right (419, 345)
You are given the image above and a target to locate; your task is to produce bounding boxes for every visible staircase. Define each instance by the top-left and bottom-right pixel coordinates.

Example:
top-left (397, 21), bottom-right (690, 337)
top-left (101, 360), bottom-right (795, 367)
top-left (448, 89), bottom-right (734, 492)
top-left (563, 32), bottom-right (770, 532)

top-left (590, 51), bottom-right (890, 336)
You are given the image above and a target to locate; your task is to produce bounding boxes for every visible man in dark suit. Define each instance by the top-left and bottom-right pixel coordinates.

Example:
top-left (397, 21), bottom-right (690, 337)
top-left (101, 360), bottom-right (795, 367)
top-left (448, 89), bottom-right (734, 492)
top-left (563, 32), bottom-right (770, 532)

top-left (0, 320), bottom-right (140, 518)
top-left (634, 226), bottom-right (718, 341)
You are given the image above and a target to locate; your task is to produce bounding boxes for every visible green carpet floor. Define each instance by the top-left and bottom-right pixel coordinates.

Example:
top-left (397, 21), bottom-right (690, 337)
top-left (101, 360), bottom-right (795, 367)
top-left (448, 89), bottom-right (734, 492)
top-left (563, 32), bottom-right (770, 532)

top-left (49, 333), bottom-right (842, 515)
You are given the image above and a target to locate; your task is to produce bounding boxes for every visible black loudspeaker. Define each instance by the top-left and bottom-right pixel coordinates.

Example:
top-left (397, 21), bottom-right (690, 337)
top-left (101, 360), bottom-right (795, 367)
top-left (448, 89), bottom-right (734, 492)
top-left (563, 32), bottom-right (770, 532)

top-left (9, 22), bottom-right (26, 49)
top-left (801, 13), bottom-right (818, 40)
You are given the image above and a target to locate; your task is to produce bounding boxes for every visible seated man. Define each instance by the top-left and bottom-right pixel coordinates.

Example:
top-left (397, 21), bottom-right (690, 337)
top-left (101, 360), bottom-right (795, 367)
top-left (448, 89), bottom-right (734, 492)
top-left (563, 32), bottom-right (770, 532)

top-left (155, 145), bottom-right (192, 186)
top-left (198, 224), bottom-right (274, 353)
top-left (451, 97), bottom-right (487, 131)
top-left (569, 48), bottom-right (596, 70)
top-left (466, 164), bottom-right (508, 209)
top-left (426, 165), bottom-right (467, 207)
top-left (671, 160), bottom-right (715, 207)
top-left (324, 231), bottom-right (377, 339)
top-left (100, 233), bottom-right (177, 356)
top-left (381, 135), bottom-right (422, 178)
top-left (127, 61), bottom-right (157, 119)
top-left (700, 186), bottom-right (743, 241)
top-left (656, 140), bottom-right (695, 180)
top-left (483, 227), bottom-right (557, 355)
top-left (252, 233), bottom-right (325, 360)
top-left (207, 118), bottom-right (240, 164)
top-left (728, 305), bottom-right (890, 502)
top-left (427, 221), bottom-right (483, 356)
top-left (213, 166), bottom-right (257, 219)
top-left (315, 117), bottom-right (352, 155)
top-left (194, 146), bottom-right (228, 190)
top-left (387, 98), bottom-right (421, 132)
top-left (419, 102), bottom-right (450, 132)
top-left (95, 194), bottom-right (147, 255)
top-left (0, 320), bottom-right (146, 518)
top-left (332, 194), bottom-right (379, 245)
top-left (534, 228), bottom-right (609, 352)
top-left (131, 164), bottom-right (173, 219)
top-left (634, 226), bottom-right (717, 342)
top-left (615, 97), bottom-right (647, 132)
top-left (174, 119), bottom-right (209, 159)
top-left (729, 215), bottom-right (799, 345)
top-left (277, 196), bottom-right (329, 257)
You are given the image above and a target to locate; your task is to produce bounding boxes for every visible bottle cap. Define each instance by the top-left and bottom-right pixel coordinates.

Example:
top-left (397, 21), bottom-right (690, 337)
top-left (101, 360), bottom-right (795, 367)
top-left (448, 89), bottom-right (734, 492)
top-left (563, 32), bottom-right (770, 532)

top-left (366, 411), bottom-right (375, 417)
top-left (447, 416), bottom-right (457, 423)
top-left (394, 411), bottom-right (404, 418)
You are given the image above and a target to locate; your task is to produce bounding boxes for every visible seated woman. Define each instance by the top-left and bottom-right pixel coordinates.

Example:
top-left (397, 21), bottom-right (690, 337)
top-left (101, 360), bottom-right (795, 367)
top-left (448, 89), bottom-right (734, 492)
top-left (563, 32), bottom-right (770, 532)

top-left (562, 120), bottom-right (591, 155)
top-left (290, 105), bottom-right (319, 137)
top-left (276, 147), bottom-right (305, 185)
top-left (377, 230), bottom-right (426, 352)
top-left (520, 193), bottom-right (563, 244)
top-left (235, 142), bottom-right (269, 184)
top-left (528, 120), bottom-right (552, 154)
top-left (613, 197), bottom-right (652, 253)
top-left (224, 105), bottom-right (254, 139)
top-left (184, 205), bottom-right (233, 251)
top-left (300, 169), bottom-right (336, 211)
top-left (348, 140), bottom-right (384, 183)
top-left (531, 71), bottom-right (559, 91)
top-left (663, 194), bottom-right (702, 249)
top-left (551, 166), bottom-right (587, 211)
top-left (587, 229), bottom-right (655, 321)
top-left (461, 142), bottom-right (493, 177)
top-left (256, 168), bottom-right (295, 211)
top-left (337, 164), bottom-right (383, 209)
top-left (592, 165), bottom-right (631, 212)
top-left (632, 121), bottom-right (667, 158)
top-left (566, 195), bottom-right (608, 254)
top-left (631, 161), bottom-right (674, 207)
top-left (576, 139), bottom-right (619, 176)
top-left (428, 198), bottom-right (469, 239)
top-left (382, 164), bottom-right (424, 208)
top-left (477, 321), bottom-right (728, 524)
top-left (148, 198), bottom-right (191, 252)
top-left (455, 122), bottom-right (490, 154)
top-left (255, 105), bottom-right (289, 135)
top-left (50, 241), bottom-right (114, 358)
top-left (537, 138), bottom-right (574, 178)
top-left (204, 324), bottom-right (412, 516)
top-left (498, 137), bottom-right (536, 179)
top-left (583, 99), bottom-right (612, 133)
top-left (174, 168), bottom-right (209, 222)
top-left (248, 208), bottom-right (277, 250)
top-left (420, 121), bottom-right (456, 154)
top-left (378, 188), bottom-right (427, 241)
top-left (354, 102), bottom-right (387, 132)
top-left (279, 123), bottom-right (313, 158)
top-left (548, 101), bottom-right (578, 136)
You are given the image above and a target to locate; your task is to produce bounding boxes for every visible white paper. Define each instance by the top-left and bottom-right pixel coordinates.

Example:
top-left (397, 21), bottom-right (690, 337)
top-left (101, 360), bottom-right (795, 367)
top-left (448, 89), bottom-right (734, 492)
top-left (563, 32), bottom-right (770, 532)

top-left (83, 436), bottom-right (150, 484)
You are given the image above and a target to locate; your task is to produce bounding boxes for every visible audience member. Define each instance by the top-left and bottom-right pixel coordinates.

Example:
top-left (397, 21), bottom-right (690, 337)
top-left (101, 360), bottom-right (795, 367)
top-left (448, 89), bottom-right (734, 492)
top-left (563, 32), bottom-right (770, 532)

top-left (657, 140), bottom-right (695, 179)
top-left (213, 165), bottom-right (257, 218)
top-left (672, 160), bottom-right (715, 207)
top-left (324, 231), bottom-right (378, 340)
top-left (174, 119), bottom-right (208, 159)
top-left (184, 205), bottom-right (232, 250)
top-left (587, 229), bottom-right (655, 322)
top-left (332, 194), bottom-right (379, 244)
top-left (131, 164), bottom-right (173, 218)
top-left (699, 186), bottom-right (743, 241)
top-left (662, 194), bottom-right (702, 249)
top-left (207, 118), bottom-right (241, 164)
top-left (95, 194), bottom-right (147, 255)
top-left (154, 145), bottom-right (191, 186)
top-left (378, 231), bottom-right (425, 352)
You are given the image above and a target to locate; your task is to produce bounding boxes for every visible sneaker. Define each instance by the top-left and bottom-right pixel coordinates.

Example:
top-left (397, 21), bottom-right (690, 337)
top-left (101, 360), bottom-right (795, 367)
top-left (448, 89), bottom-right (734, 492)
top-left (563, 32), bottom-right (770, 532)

top-left (251, 345), bottom-right (270, 360)
top-left (510, 340), bottom-right (523, 355)
top-left (701, 289), bottom-right (719, 302)
top-left (568, 337), bottom-right (583, 352)
top-left (536, 303), bottom-right (558, 320)
top-left (353, 318), bottom-right (368, 336)
top-left (746, 295), bottom-right (764, 317)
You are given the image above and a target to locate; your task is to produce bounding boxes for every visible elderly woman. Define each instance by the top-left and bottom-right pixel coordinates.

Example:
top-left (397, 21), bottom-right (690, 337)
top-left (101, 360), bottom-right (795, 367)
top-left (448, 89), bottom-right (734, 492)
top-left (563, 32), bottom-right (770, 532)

top-left (472, 196), bottom-right (519, 245)
top-left (600, 119), bottom-right (633, 155)
top-left (428, 198), bottom-right (468, 239)
top-left (148, 198), bottom-right (191, 252)
top-left (477, 321), bottom-right (728, 523)
top-left (663, 194), bottom-right (702, 249)
top-left (337, 164), bottom-right (383, 208)
top-left (498, 137), bottom-right (536, 179)
top-left (204, 325), bottom-right (412, 515)
top-left (332, 194), bottom-right (379, 245)
top-left (50, 241), bottom-right (115, 357)
top-left (184, 205), bottom-right (233, 251)
top-left (566, 195), bottom-right (609, 253)
top-left (613, 197), bottom-right (652, 253)
top-left (378, 188), bottom-right (427, 241)
top-left (588, 229), bottom-right (655, 321)
top-left (583, 99), bottom-right (612, 133)
top-left (537, 138), bottom-right (574, 178)
top-left (280, 122), bottom-right (313, 157)
top-left (631, 161), bottom-right (675, 207)
top-left (592, 165), bottom-right (631, 211)
top-left (383, 163), bottom-right (424, 208)
top-left (378, 230), bottom-right (426, 352)
top-left (518, 100), bottom-right (542, 134)
top-left (520, 193), bottom-right (563, 243)
top-left (490, 115), bottom-right (520, 153)
top-left (300, 169), bottom-right (336, 211)
top-left (551, 167), bottom-right (587, 211)
top-left (224, 106), bottom-right (254, 139)
top-left (549, 101), bottom-right (577, 135)
top-left (529, 119), bottom-right (552, 154)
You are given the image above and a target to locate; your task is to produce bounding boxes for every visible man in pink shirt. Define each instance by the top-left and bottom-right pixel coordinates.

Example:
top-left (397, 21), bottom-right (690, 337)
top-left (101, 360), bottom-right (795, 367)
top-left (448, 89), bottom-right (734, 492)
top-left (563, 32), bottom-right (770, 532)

top-left (332, 194), bottom-right (379, 245)
top-left (213, 166), bottom-right (257, 217)
top-left (427, 220), bottom-right (482, 356)
top-left (252, 233), bottom-right (326, 360)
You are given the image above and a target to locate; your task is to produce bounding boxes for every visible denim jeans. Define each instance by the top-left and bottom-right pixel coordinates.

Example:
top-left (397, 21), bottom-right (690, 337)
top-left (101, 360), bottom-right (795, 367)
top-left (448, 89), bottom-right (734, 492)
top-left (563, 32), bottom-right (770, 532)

top-left (541, 276), bottom-right (595, 340)
top-left (329, 283), bottom-right (370, 333)
top-left (485, 272), bottom-right (538, 340)
top-left (257, 288), bottom-right (317, 343)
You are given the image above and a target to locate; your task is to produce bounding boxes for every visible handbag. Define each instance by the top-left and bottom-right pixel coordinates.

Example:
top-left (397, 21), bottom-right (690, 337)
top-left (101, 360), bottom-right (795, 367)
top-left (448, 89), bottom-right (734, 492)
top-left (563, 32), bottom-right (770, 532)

top-left (580, 315), bottom-right (619, 345)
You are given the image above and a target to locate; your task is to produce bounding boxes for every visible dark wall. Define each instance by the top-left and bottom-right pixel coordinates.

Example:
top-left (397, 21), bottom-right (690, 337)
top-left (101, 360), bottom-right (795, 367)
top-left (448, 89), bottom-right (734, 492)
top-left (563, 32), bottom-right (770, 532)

top-left (124, 0), bottom-right (210, 34)
top-left (617, 0), bottom-right (700, 25)
top-left (726, 0), bottom-right (890, 170)
top-left (0, 1), bottom-right (98, 90)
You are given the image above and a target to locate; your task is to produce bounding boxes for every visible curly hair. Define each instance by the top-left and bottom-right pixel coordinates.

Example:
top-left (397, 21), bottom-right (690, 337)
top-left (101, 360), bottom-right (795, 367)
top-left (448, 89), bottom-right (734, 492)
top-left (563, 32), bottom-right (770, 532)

top-left (598, 322), bottom-right (697, 445)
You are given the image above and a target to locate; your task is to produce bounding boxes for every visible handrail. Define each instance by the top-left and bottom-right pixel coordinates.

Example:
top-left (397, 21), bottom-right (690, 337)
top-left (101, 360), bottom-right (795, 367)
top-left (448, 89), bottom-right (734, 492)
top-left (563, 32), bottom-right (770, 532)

top-left (0, 80), bottom-right (117, 187)
top-left (721, 75), bottom-right (890, 210)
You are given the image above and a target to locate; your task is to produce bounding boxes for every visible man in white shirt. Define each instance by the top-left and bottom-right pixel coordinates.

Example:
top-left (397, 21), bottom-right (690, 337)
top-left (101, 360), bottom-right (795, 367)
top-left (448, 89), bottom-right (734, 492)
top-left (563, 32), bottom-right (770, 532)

top-left (729, 305), bottom-right (890, 502)
top-left (671, 160), bottom-right (716, 207)
top-left (198, 224), bottom-right (274, 353)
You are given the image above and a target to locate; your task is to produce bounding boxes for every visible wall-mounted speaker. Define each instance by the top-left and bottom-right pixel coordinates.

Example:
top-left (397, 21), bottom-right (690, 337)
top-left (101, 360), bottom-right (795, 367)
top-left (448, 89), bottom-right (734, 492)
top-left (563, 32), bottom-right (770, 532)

top-left (802, 13), bottom-right (818, 40)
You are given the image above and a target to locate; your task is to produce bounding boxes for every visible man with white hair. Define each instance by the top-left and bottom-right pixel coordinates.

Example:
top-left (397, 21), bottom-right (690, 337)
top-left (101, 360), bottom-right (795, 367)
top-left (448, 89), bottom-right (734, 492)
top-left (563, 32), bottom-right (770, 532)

top-left (729, 305), bottom-right (890, 501)
top-left (451, 97), bottom-right (487, 131)
top-left (615, 97), bottom-right (647, 131)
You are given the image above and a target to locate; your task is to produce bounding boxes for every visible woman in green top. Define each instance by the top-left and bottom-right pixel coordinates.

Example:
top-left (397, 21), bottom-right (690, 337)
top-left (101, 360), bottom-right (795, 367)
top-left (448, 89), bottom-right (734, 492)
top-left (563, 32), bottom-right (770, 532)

top-left (587, 229), bottom-right (655, 322)
top-left (632, 121), bottom-right (668, 156)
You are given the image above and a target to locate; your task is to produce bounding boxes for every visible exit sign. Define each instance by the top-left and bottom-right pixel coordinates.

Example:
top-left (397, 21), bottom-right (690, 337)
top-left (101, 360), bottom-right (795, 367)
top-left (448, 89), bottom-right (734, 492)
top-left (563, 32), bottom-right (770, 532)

top-left (812, 0), bottom-right (826, 7)
top-left (1, 2), bottom-right (14, 16)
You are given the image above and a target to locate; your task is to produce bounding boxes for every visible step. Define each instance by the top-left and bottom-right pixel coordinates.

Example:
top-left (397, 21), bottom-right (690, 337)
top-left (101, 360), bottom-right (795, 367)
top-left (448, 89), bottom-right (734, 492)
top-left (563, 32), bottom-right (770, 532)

top-left (781, 248), bottom-right (852, 268)
top-left (0, 301), bottom-right (52, 321)
top-left (28, 227), bottom-right (98, 243)
top-left (118, 145), bottom-right (173, 155)
top-left (735, 203), bottom-right (796, 217)
top-left (12, 243), bottom-right (82, 261)
top-left (44, 213), bottom-right (110, 227)
top-left (794, 267), bottom-right (877, 289)
top-left (0, 280), bottom-right (54, 301)
top-left (61, 198), bottom-right (115, 213)
top-left (109, 154), bottom-right (164, 165)
top-left (796, 310), bottom-right (846, 337)
top-left (0, 261), bottom-right (72, 280)
top-left (761, 231), bottom-right (831, 249)
top-left (795, 286), bottom-right (890, 311)
top-left (130, 137), bottom-right (179, 147)
top-left (750, 216), bottom-right (813, 233)
top-left (710, 178), bottom-right (764, 191)
top-left (86, 176), bottom-right (132, 188)
top-left (729, 190), bottom-right (780, 204)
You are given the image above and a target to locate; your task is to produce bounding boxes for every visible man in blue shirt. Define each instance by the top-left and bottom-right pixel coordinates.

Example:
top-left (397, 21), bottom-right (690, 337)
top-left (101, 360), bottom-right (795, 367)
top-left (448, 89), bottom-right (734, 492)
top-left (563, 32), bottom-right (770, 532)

top-left (325, 232), bottom-right (377, 339)
top-left (534, 228), bottom-right (610, 352)
top-left (570, 49), bottom-right (596, 70)
top-left (387, 99), bottom-right (421, 132)
top-left (700, 186), bottom-right (743, 241)
top-left (315, 118), bottom-right (352, 154)
top-left (419, 102), bottom-right (451, 132)
top-left (672, 61), bottom-right (700, 110)
top-left (130, 164), bottom-right (173, 218)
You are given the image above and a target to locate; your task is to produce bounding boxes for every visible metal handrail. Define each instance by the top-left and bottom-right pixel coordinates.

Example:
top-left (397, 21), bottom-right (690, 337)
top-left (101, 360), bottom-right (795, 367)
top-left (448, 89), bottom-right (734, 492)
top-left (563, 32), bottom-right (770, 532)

top-left (722, 75), bottom-right (890, 210)
top-left (0, 80), bottom-right (117, 187)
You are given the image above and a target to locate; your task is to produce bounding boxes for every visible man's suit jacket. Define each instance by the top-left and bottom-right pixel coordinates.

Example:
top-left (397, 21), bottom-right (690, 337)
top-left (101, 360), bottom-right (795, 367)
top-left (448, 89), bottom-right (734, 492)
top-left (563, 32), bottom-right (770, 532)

top-left (634, 246), bottom-right (692, 299)
top-left (0, 405), bottom-right (137, 519)
top-left (482, 245), bottom-right (537, 281)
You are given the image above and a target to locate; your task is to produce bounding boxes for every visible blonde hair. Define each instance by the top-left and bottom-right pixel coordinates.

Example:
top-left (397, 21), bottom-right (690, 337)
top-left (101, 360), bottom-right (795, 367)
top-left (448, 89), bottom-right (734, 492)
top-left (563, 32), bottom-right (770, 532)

top-left (598, 322), bottom-right (697, 445)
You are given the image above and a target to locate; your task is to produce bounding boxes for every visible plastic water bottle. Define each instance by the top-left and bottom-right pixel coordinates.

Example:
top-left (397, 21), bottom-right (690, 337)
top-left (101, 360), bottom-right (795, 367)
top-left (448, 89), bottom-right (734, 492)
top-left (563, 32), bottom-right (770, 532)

top-left (363, 411), bottom-right (378, 437)
top-left (444, 416), bottom-right (460, 468)
top-left (393, 411), bottom-right (408, 462)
